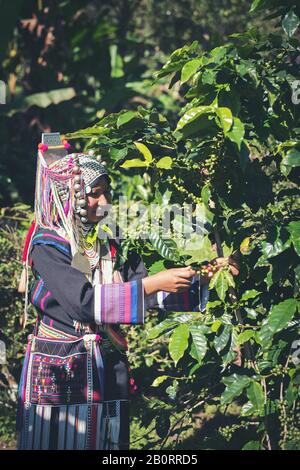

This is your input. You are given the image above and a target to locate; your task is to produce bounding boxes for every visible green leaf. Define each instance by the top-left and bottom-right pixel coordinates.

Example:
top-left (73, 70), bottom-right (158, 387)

top-left (223, 269), bottom-right (235, 288)
top-left (282, 149), bottom-right (300, 167)
top-left (154, 41), bottom-right (199, 79)
top-left (117, 111), bottom-right (136, 128)
top-left (194, 202), bottom-right (214, 227)
top-left (226, 117), bottom-right (245, 150)
top-left (151, 375), bottom-right (169, 387)
top-left (211, 320), bottom-right (222, 333)
top-left (215, 107), bottom-right (233, 133)
top-left (180, 234), bottom-right (216, 265)
top-left (242, 441), bottom-right (262, 450)
top-left (281, 149), bottom-right (300, 175)
top-left (203, 68), bottom-right (219, 85)
top-left (120, 158), bottom-right (148, 168)
top-left (133, 142), bottom-right (153, 164)
top-left (241, 290), bottom-right (260, 302)
top-left (66, 126), bottom-right (108, 139)
top-left (201, 184), bottom-right (211, 207)
top-left (110, 44), bottom-right (124, 78)
top-left (222, 328), bottom-right (239, 366)
top-left (249, 0), bottom-right (266, 13)
top-left (210, 270), bottom-right (229, 301)
top-left (240, 237), bottom-right (251, 255)
top-left (267, 299), bottom-right (298, 333)
top-left (256, 323), bottom-right (274, 349)
top-left (147, 319), bottom-right (178, 340)
top-left (237, 330), bottom-right (255, 346)
top-left (241, 401), bottom-right (256, 417)
top-left (287, 221), bottom-right (300, 257)
top-left (222, 243), bottom-right (233, 258)
top-left (156, 156), bottom-right (173, 169)
top-left (175, 106), bottom-right (213, 132)
top-left (260, 227), bottom-right (291, 260)
top-left (214, 325), bottom-right (231, 354)
top-left (282, 9), bottom-right (300, 37)
top-left (221, 374), bottom-right (251, 405)
top-left (181, 59), bottom-right (202, 84)
top-left (247, 381), bottom-right (265, 410)
top-left (189, 325), bottom-right (207, 364)
top-left (149, 232), bottom-right (180, 261)
top-left (148, 260), bottom-right (166, 276)
top-left (109, 147), bottom-right (128, 162)
top-left (8, 88), bottom-right (76, 116)
top-left (173, 313), bottom-right (195, 324)
top-left (169, 324), bottom-right (190, 366)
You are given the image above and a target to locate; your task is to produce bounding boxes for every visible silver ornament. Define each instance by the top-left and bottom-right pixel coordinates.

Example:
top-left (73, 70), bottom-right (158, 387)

top-left (78, 199), bottom-right (86, 207)
top-left (75, 191), bottom-right (83, 199)
top-left (74, 175), bottom-right (81, 183)
top-left (73, 165), bottom-right (80, 174)
top-left (74, 183), bottom-right (81, 191)
top-left (79, 209), bottom-right (87, 216)
top-left (81, 217), bottom-right (88, 223)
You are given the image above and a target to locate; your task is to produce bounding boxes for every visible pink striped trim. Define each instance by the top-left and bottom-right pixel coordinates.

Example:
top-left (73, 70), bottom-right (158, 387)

top-left (21, 341), bottom-right (32, 403)
top-left (124, 284), bottom-right (131, 323)
top-left (40, 291), bottom-right (51, 311)
top-left (32, 278), bottom-right (43, 303)
top-left (40, 233), bottom-right (69, 244)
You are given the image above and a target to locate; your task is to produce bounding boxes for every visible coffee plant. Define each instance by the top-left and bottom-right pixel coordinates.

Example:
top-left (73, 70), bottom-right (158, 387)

top-left (65, 0), bottom-right (300, 450)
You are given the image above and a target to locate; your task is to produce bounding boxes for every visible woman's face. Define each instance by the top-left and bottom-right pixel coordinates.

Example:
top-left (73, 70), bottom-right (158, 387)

top-left (86, 176), bottom-right (111, 223)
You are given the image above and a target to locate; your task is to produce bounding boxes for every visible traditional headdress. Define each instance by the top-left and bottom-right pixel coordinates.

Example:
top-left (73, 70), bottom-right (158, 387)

top-left (18, 133), bottom-right (120, 329)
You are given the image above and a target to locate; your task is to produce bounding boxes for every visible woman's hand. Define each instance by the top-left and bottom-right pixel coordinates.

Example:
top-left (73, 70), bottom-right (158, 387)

top-left (142, 266), bottom-right (197, 296)
top-left (197, 255), bottom-right (240, 284)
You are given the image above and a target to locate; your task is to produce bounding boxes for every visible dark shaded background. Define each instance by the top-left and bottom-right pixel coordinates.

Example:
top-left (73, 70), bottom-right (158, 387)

top-left (0, 0), bottom-right (264, 207)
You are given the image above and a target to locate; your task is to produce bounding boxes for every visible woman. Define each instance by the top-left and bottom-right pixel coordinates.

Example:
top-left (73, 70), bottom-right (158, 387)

top-left (16, 140), bottom-right (238, 450)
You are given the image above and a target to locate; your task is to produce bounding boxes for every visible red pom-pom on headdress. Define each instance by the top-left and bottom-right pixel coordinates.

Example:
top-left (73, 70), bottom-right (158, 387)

top-left (38, 143), bottom-right (48, 152)
top-left (63, 139), bottom-right (71, 150)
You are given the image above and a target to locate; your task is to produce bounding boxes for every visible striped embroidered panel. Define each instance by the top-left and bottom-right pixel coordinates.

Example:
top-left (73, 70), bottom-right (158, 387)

top-left (94, 279), bottom-right (145, 325)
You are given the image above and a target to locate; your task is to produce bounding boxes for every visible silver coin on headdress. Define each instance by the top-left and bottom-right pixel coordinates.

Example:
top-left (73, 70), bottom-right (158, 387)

top-left (76, 154), bottom-right (109, 189)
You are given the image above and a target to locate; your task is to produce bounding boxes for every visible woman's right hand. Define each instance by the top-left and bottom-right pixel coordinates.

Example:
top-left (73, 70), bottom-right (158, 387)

top-left (142, 266), bottom-right (197, 296)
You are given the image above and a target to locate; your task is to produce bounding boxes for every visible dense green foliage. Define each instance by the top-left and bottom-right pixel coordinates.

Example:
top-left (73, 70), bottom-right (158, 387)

top-left (0, 0), bottom-right (266, 206)
top-left (66, 0), bottom-right (300, 449)
top-left (0, 0), bottom-right (299, 449)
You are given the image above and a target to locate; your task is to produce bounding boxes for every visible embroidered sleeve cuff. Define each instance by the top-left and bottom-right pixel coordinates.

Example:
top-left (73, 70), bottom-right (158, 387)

top-left (94, 279), bottom-right (145, 324)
